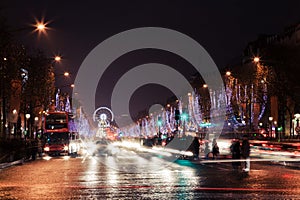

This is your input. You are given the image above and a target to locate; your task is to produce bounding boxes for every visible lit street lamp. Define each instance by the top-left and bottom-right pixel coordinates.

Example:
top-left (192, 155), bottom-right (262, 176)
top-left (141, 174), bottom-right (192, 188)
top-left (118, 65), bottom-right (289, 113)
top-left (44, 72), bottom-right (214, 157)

top-left (32, 18), bottom-right (50, 37)
top-left (34, 117), bottom-right (39, 139)
top-left (253, 56), bottom-right (260, 63)
top-left (226, 71), bottom-right (231, 76)
top-left (269, 116), bottom-right (273, 138)
top-left (54, 56), bottom-right (62, 62)
top-left (25, 114), bottom-right (30, 139)
top-left (63, 72), bottom-right (70, 77)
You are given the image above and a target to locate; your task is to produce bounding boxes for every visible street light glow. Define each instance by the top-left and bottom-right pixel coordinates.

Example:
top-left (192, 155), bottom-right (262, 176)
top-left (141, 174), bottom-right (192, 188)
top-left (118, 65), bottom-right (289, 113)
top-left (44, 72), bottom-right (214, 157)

top-left (36, 23), bottom-right (45, 31)
top-left (64, 72), bottom-right (70, 77)
top-left (54, 56), bottom-right (61, 62)
top-left (32, 17), bottom-right (51, 37)
top-left (253, 57), bottom-right (260, 63)
top-left (226, 71), bottom-right (231, 76)
top-left (25, 114), bottom-right (31, 119)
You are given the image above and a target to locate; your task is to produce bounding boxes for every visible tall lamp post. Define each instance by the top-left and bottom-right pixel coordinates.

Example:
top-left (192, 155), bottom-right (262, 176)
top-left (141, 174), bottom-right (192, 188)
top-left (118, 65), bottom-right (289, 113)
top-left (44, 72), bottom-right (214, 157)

top-left (25, 114), bottom-right (30, 139)
top-left (269, 116), bottom-right (273, 138)
top-left (34, 116), bottom-right (39, 139)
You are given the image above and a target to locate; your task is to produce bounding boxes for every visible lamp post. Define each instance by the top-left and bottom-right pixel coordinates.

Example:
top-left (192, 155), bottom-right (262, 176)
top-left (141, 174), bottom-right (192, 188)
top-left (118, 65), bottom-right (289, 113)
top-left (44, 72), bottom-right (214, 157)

top-left (34, 117), bottom-right (39, 139)
top-left (1, 57), bottom-right (8, 138)
top-left (269, 116), bottom-right (273, 138)
top-left (25, 114), bottom-right (30, 139)
top-left (274, 120), bottom-right (278, 140)
top-left (11, 109), bottom-right (18, 139)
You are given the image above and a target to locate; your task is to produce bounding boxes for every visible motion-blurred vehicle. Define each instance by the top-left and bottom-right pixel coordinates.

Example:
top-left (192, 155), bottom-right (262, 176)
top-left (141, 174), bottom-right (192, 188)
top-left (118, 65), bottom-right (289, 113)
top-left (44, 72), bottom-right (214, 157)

top-left (93, 139), bottom-right (119, 156)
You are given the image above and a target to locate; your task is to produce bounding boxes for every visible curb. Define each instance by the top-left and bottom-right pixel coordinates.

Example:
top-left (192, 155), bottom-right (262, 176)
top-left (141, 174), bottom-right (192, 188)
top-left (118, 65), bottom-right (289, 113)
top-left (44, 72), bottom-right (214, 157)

top-left (0, 159), bottom-right (24, 169)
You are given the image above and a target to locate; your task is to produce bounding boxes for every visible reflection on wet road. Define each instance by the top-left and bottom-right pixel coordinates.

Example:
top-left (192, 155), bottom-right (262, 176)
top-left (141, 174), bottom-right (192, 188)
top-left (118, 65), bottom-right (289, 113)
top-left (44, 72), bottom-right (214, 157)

top-left (1, 149), bottom-right (300, 199)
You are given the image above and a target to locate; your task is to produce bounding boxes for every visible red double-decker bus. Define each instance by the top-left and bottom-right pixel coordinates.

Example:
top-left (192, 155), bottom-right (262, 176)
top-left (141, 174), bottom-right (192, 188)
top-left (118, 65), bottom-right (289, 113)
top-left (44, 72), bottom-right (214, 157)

top-left (43, 111), bottom-right (70, 156)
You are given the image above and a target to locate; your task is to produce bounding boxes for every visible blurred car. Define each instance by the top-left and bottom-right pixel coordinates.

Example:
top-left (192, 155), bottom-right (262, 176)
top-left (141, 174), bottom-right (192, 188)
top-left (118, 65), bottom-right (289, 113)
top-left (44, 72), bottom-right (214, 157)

top-left (94, 139), bottom-right (119, 156)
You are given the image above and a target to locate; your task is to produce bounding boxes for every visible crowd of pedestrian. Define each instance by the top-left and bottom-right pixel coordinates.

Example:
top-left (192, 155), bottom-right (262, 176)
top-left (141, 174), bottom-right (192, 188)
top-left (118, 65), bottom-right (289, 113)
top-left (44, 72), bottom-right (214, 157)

top-left (190, 134), bottom-right (251, 173)
top-left (230, 135), bottom-right (251, 172)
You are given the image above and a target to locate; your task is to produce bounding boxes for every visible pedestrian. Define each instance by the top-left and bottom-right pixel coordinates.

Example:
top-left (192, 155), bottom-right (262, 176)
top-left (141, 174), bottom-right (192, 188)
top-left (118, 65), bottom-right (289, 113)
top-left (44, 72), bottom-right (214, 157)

top-left (212, 139), bottom-right (219, 159)
top-left (230, 138), bottom-right (241, 171)
top-left (241, 135), bottom-right (250, 172)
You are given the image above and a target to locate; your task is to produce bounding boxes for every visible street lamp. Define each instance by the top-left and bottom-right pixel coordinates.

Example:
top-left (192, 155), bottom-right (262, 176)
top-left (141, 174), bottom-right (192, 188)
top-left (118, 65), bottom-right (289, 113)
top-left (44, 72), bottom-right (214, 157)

top-left (226, 71), bottom-right (231, 76)
top-left (34, 117), bottom-right (39, 139)
top-left (32, 18), bottom-right (50, 36)
top-left (274, 120), bottom-right (279, 140)
top-left (63, 72), bottom-right (70, 77)
top-left (54, 55), bottom-right (62, 62)
top-left (11, 109), bottom-right (17, 137)
top-left (253, 57), bottom-right (260, 63)
top-left (25, 114), bottom-right (30, 139)
top-left (269, 116), bottom-right (273, 138)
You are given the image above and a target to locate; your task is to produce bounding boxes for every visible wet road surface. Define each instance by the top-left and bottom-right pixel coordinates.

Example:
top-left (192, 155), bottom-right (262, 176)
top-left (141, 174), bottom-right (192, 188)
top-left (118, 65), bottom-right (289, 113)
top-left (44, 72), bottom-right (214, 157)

top-left (1, 150), bottom-right (300, 199)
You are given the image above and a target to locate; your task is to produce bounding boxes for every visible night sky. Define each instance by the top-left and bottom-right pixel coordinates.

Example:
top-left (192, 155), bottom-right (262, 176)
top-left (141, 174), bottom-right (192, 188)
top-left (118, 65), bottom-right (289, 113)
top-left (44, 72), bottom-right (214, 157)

top-left (2, 1), bottom-right (300, 117)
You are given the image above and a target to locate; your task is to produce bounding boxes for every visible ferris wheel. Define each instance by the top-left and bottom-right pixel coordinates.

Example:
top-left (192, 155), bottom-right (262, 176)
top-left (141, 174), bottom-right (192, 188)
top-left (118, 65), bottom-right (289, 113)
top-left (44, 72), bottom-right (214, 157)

top-left (93, 107), bottom-right (114, 123)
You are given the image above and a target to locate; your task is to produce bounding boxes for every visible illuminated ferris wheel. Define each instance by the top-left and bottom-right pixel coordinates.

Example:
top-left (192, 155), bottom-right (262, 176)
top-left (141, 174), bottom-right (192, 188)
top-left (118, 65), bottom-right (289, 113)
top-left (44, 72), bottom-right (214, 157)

top-left (93, 107), bottom-right (114, 138)
top-left (93, 107), bottom-right (114, 123)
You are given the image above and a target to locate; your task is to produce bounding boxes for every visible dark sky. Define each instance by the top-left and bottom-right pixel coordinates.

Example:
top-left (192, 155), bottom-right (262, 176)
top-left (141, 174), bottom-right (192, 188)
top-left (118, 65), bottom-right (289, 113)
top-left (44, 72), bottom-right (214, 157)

top-left (2, 0), bottom-right (300, 117)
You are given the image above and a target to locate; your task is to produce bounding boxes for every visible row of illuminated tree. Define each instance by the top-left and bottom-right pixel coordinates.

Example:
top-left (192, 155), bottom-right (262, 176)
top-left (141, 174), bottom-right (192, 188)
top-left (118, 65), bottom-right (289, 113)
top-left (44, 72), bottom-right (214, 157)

top-left (0, 14), bottom-right (57, 139)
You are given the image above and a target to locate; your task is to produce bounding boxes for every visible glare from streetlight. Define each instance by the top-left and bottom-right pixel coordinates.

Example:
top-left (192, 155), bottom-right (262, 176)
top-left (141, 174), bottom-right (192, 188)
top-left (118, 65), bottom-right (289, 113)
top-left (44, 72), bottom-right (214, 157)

top-left (34, 21), bottom-right (47, 33)
top-left (64, 72), bottom-right (70, 77)
top-left (25, 114), bottom-right (31, 119)
top-left (71, 84), bottom-right (75, 88)
top-left (253, 57), bottom-right (260, 63)
top-left (203, 84), bottom-right (208, 88)
top-left (54, 56), bottom-right (62, 62)
top-left (32, 17), bottom-right (51, 37)
top-left (226, 71), bottom-right (231, 76)
top-left (36, 23), bottom-right (45, 31)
